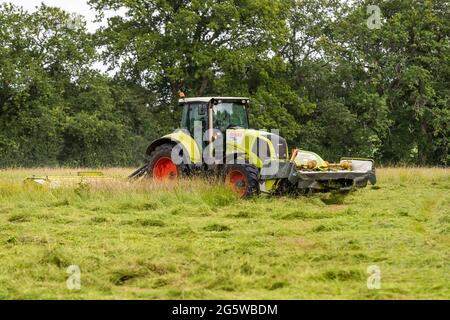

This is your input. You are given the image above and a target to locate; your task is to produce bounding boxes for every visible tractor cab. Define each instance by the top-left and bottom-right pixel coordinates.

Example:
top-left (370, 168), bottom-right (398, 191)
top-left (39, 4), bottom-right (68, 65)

top-left (177, 96), bottom-right (287, 167)
top-left (179, 97), bottom-right (250, 136)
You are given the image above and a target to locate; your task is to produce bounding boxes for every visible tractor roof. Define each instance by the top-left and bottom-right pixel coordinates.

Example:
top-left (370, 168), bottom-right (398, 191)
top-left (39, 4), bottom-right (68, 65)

top-left (179, 97), bottom-right (250, 105)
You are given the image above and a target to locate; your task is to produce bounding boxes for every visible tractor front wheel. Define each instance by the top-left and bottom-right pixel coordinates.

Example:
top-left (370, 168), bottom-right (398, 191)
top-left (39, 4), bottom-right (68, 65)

top-left (223, 164), bottom-right (260, 198)
top-left (147, 144), bottom-right (181, 180)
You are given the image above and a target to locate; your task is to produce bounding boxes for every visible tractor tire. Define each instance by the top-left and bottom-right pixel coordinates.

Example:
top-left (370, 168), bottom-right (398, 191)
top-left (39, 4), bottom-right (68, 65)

top-left (147, 144), bottom-right (182, 180)
top-left (223, 164), bottom-right (260, 198)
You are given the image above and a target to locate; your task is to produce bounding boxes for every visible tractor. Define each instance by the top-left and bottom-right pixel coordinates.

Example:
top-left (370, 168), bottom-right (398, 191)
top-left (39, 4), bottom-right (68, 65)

top-left (130, 96), bottom-right (376, 197)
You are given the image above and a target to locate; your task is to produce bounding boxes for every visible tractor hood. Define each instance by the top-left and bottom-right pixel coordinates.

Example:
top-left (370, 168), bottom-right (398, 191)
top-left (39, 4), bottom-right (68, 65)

top-left (226, 129), bottom-right (289, 161)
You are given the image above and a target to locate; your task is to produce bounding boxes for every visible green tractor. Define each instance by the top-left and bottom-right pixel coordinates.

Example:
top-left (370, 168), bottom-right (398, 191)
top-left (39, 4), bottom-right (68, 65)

top-left (130, 96), bottom-right (376, 197)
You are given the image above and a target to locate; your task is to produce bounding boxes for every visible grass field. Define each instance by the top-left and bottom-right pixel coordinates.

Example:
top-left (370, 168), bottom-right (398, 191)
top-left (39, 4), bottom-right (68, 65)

top-left (0, 167), bottom-right (448, 300)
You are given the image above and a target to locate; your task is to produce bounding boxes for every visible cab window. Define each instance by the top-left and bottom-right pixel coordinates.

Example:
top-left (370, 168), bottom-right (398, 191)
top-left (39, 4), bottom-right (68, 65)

top-left (185, 103), bottom-right (208, 134)
top-left (213, 103), bottom-right (249, 131)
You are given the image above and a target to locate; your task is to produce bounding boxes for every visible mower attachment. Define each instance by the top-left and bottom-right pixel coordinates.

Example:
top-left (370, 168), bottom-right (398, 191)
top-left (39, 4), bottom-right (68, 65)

top-left (24, 172), bottom-right (105, 188)
top-left (261, 159), bottom-right (376, 192)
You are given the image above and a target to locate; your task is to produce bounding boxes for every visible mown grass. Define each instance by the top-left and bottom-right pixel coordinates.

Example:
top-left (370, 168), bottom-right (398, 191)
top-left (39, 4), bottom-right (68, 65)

top-left (0, 167), bottom-right (448, 300)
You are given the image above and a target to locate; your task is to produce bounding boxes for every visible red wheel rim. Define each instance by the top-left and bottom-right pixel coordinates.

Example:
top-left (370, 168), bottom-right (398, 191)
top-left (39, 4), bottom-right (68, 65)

top-left (152, 157), bottom-right (178, 180)
top-left (226, 170), bottom-right (248, 197)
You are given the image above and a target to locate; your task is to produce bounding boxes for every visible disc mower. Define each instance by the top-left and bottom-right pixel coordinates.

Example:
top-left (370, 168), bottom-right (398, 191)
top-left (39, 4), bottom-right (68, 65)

top-left (130, 96), bottom-right (376, 197)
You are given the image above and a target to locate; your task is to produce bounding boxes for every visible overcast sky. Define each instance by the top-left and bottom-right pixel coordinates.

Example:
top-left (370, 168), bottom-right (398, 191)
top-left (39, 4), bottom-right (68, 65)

top-left (0, 0), bottom-right (124, 32)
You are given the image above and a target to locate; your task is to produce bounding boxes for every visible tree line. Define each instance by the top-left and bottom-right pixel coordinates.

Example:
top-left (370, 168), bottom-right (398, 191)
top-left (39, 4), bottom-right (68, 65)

top-left (0, 0), bottom-right (448, 167)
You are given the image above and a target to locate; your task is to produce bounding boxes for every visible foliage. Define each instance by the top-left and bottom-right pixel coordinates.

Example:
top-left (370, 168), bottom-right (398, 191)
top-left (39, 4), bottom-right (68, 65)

top-left (0, 1), bottom-right (449, 166)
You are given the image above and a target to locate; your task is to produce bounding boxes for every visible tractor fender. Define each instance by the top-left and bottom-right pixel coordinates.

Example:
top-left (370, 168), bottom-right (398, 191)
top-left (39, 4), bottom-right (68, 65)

top-left (146, 130), bottom-right (202, 165)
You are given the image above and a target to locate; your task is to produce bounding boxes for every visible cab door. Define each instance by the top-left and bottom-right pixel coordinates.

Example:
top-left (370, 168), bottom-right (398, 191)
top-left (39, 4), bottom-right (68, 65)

top-left (186, 103), bottom-right (209, 150)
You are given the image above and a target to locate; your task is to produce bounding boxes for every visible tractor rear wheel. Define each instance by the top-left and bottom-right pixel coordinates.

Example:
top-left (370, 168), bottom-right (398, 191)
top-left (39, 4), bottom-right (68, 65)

top-left (147, 144), bottom-right (181, 180)
top-left (223, 164), bottom-right (260, 198)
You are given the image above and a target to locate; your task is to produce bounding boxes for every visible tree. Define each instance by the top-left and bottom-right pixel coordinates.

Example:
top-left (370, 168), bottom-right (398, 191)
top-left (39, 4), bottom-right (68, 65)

top-left (317, 0), bottom-right (449, 164)
top-left (0, 3), bottom-right (164, 167)
top-left (0, 3), bottom-right (94, 166)
top-left (1, 1), bottom-right (448, 167)
top-left (89, 0), bottom-right (306, 140)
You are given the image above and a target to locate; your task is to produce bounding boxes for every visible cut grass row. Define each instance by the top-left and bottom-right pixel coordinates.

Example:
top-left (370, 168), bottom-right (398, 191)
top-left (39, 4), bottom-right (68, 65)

top-left (0, 168), bottom-right (448, 299)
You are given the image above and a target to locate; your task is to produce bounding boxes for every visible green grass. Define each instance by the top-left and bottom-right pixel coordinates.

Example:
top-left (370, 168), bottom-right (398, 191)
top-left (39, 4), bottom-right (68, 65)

top-left (0, 168), bottom-right (449, 299)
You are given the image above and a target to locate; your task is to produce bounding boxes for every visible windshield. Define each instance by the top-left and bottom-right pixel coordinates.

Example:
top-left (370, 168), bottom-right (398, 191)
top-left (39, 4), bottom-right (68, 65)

top-left (213, 103), bottom-right (249, 130)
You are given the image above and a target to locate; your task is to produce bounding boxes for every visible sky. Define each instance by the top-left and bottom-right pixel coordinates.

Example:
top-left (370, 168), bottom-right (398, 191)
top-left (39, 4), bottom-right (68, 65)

top-left (0, 0), bottom-right (125, 32)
